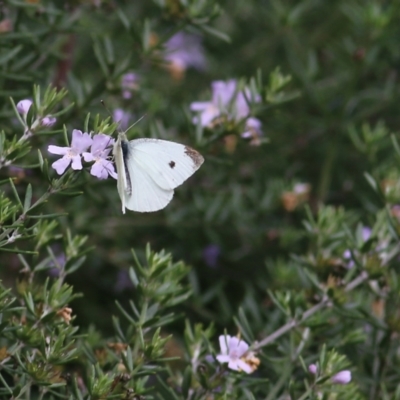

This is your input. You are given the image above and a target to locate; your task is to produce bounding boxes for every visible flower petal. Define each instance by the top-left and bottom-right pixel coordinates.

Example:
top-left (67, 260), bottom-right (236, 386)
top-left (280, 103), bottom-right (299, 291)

top-left (234, 92), bottom-right (252, 121)
top-left (17, 99), bottom-right (33, 115)
top-left (198, 105), bottom-right (220, 127)
top-left (90, 161), bottom-right (107, 179)
top-left (41, 116), bottom-right (57, 127)
top-left (91, 134), bottom-right (114, 155)
top-left (103, 160), bottom-right (118, 179)
top-left (216, 354), bottom-right (230, 364)
top-left (227, 359), bottom-right (241, 371)
top-left (331, 370), bottom-right (351, 384)
top-left (212, 80), bottom-right (236, 107)
top-left (48, 145), bottom-right (68, 155)
top-left (228, 337), bottom-right (249, 356)
top-left (245, 117), bottom-right (262, 130)
top-left (83, 152), bottom-right (95, 162)
top-left (52, 157), bottom-right (71, 175)
top-left (190, 101), bottom-right (210, 112)
top-left (71, 129), bottom-right (93, 153)
top-left (70, 155), bottom-right (83, 170)
top-left (235, 359), bottom-right (253, 374)
top-left (218, 335), bottom-right (231, 355)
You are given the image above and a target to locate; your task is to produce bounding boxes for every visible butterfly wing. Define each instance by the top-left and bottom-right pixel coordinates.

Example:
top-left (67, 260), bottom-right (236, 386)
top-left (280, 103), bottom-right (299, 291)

top-left (124, 156), bottom-right (174, 212)
top-left (129, 139), bottom-right (204, 190)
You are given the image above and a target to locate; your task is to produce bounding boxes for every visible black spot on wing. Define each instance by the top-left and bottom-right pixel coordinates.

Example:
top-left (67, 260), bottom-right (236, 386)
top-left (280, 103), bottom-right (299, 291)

top-left (169, 161), bottom-right (176, 169)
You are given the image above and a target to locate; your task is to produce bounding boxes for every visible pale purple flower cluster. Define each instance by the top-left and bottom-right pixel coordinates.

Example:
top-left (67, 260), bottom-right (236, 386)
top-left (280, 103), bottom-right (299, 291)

top-left (121, 72), bottom-right (140, 99)
top-left (17, 99), bottom-right (57, 128)
top-left (164, 32), bottom-right (207, 72)
top-left (48, 129), bottom-right (117, 180)
top-left (190, 80), bottom-right (262, 142)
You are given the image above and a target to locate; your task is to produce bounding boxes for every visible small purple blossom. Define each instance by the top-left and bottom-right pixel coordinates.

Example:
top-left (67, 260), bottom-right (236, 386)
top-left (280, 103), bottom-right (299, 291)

top-left (164, 32), bottom-right (207, 72)
top-left (16, 99), bottom-right (33, 115)
top-left (113, 108), bottom-right (132, 131)
top-left (331, 370), bottom-right (352, 384)
top-left (114, 269), bottom-right (134, 293)
top-left (216, 335), bottom-right (253, 374)
top-left (121, 72), bottom-right (140, 99)
top-left (241, 117), bottom-right (263, 145)
top-left (203, 244), bottom-right (220, 268)
top-left (308, 364), bottom-right (318, 374)
top-left (190, 80), bottom-right (261, 136)
top-left (343, 226), bottom-right (373, 268)
top-left (361, 227), bottom-right (372, 242)
top-left (48, 129), bottom-right (93, 175)
top-left (41, 116), bottom-right (57, 127)
top-left (83, 134), bottom-right (117, 180)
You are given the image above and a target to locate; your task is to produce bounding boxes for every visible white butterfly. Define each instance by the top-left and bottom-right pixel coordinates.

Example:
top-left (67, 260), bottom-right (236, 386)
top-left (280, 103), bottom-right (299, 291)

top-left (113, 132), bottom-right (204, 213)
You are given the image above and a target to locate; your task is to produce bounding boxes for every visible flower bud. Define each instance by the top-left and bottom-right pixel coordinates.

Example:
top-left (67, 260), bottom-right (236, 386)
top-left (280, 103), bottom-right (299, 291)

top-left (331, 370), bottom-right (351, 384)
top-left (16, 99), bottom-right (33, 115)
top-left (308, 364), bottom-right (318, 375)
top-left (41, 116), bottom-right (57, 127)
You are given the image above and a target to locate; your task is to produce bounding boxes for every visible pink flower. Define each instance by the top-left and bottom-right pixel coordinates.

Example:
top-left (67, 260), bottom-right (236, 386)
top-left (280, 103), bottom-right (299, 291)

top-left (331, 370), bottom-right (352, 384)
top-left (216, 335), bottom-right (253, 374)
top-left (83, 134), bottom-right (117, 180)
top-left (48, 129), bottom-right (93, 175)
top-left (16, 99), bottom-right (33, 115)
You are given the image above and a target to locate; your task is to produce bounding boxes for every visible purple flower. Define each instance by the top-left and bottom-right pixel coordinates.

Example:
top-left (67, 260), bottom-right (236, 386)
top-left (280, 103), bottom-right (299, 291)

top-left (48, 254), bottom-right (66, 278)
top-left (216, 335), bottom-right (253, 374)
top-left (114, 270), bottom-right (134, 292)
top-left (121, 72), bottom-right (140, 99)
top-left (203, 244), bottom-right (220, 268)
top-left (83, 134), bottom-right (117, 180)
top-left (16, 99), bottom-right (33, 115)
top-left (361, 227), bottom-right (372, 242)
top-left (331, 370), bottom-right (352, 384)
top-left (308, 364), bottom-right (318, 375)
top-left (48, 129), bottom-right (93, 175)
top-left (41, 116), bottom-right (57, 127)
top-left (241, 117), bottom-right (263, 145)
top-left (113, 108), bottom-right (132, 131)
top-left (164, 32), bottom-right (207, 72)
top-left (190, 80), bottom-right (261, 129)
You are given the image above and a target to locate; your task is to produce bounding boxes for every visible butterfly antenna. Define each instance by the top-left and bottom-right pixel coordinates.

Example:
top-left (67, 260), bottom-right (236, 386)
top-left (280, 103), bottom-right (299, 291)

top-left (125, 114), bottom-right (146, 133)
top-left (101, 100), bottom-right (146, 131)
top-left (100, 100), bottom-right (114, 119)
top-left (99, 100), bottom-right (120, 149)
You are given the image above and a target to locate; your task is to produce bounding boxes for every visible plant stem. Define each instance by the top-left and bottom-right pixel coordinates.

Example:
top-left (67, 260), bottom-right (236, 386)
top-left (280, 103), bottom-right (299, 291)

top-left (254, 271), bottom-right (369, 350)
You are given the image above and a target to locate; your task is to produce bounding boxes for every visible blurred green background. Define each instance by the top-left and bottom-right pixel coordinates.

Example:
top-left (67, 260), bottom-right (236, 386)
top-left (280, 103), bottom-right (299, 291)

top-left (1, 0), bottom-right (400, 338)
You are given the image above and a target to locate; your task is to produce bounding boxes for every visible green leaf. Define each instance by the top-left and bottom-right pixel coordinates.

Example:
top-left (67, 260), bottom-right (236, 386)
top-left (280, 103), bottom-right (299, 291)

top-left (9, 178), bottom-right (23, 210)
top-left (199, 24), bottom-right (231, 42)
top-left (0, 45), bottom-right (23, 65)
top-left (181, 366), bottom-right (192, 398)
top-left (23, 184), bottom-right (32, 213)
